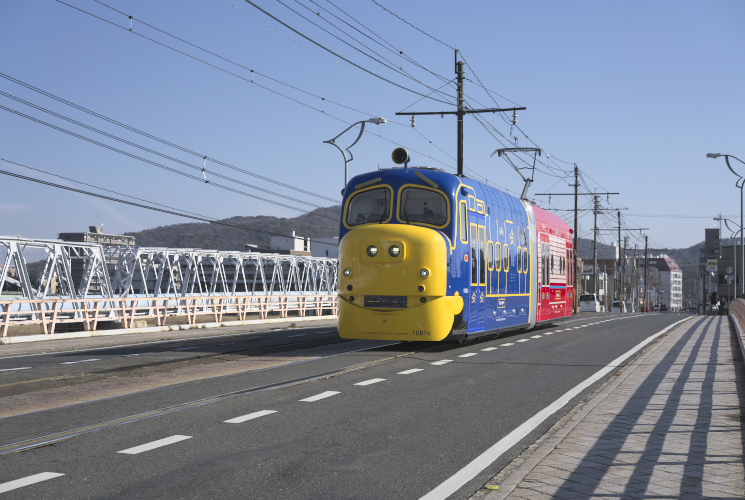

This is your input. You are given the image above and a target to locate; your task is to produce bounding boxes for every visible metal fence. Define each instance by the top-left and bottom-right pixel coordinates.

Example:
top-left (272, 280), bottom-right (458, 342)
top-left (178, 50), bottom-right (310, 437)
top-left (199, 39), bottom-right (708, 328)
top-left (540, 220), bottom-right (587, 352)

top-left (1, 293), bottom-right (338, 337)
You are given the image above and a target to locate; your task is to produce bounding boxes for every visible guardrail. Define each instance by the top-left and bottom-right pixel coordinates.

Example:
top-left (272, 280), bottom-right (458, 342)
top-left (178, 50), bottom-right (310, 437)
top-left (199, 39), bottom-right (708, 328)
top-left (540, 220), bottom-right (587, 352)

top-left (1, 294), bottom-right (338, 337)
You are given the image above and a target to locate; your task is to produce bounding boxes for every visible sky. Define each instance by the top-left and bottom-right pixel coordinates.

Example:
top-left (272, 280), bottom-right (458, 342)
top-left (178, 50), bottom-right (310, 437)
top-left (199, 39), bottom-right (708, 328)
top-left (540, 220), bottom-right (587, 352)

top-left (1, 0), bottom-right (743, 251)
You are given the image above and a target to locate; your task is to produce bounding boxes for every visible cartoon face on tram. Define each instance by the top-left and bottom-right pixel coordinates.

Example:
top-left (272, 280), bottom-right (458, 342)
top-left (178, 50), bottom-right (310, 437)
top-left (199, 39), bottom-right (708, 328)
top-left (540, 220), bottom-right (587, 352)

top-left (337, 152), bottom-right (574, 342)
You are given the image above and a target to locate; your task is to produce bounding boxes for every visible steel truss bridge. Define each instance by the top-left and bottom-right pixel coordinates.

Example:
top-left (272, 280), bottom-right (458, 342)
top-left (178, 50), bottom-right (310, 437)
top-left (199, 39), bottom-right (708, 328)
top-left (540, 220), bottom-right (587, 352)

top-left (1, 237), bottom-right (338, 335)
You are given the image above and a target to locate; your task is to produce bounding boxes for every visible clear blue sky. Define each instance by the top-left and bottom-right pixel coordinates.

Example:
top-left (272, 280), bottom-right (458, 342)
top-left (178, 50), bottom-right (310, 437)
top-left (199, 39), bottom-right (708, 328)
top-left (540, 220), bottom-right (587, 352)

top-left (1, 0), bottom-right (743, 251)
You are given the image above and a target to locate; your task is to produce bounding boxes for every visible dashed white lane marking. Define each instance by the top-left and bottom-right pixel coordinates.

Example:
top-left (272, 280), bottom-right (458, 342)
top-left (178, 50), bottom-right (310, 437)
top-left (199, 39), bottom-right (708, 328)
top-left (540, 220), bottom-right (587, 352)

top-left (0, 367), bottom-right (32, 372)
top-left (300, 391), bottom-right (340, 402)
top-left (530, 335), bottom-right (542, 338)
top-left (419, 317), bottom-right (692, 500)
top-left (516, 339), bottom-right (530, 343)
top-left (316, 330), bottom-right (336, 334)
top-left (398, 368), bottom-right (424, 375)
top-left (60, 358), bottom-right (99, 365)
top-left (123, 352), bottom-right (157, 357)
top-left (288, 334), bottom-right (307, 337)
top-left (481, 347), bottom-right (498, 351)
top-left (225, 410), bottom-right (277, 424)
top-left (500, 343), bottom-right (515, 346)
top-left (355, 378), bottom-right (386, 386)
top-left (458, 353), bottom-right (477, 358)
top-left (175, 346), bottom-right (202, 351)
top-left (0, 472), bottom-right (65, 493)
top-left (431, 360), bottom-right (453, 365)
top-left (117, 435), bottom-right (192, 455)
top-left (573, 326), bottom-right (582, 329)
top-left (543, 332), bottom-right (554, 335)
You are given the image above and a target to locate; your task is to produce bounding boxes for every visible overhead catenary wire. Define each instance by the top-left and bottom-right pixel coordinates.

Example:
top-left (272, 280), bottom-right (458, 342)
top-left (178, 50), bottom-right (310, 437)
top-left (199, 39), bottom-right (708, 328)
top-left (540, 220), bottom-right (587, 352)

top-left (0, 162), bottom-right (339, 245)
top-left (55, 0), bottom-right (459, 171)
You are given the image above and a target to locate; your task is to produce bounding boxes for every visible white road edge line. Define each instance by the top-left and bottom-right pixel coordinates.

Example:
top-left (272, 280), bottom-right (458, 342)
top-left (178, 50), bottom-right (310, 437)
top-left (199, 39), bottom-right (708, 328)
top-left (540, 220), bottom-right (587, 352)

top-left (418, 316), bottom-right (692, 500)
top-left (60, 358), bottom-right (99, 365)
top-left (398, 368), bottom-right (424, 375)
top-left (0, 367), bottom-right (32, 372)
top-left (354, 378), bottom-right (386, 386)
top-left (225, 410), bottom-right (277, 424)
top-left (117, 435), bottom-right (192, 455)
top-left (0, 472), bottom-right (65, 493)
top-left (300, 391), bottom-right (340, 402)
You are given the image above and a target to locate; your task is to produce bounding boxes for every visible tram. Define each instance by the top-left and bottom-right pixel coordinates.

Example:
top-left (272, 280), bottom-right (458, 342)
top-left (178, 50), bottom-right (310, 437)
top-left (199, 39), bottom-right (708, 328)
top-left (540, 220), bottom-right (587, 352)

top-left (337, 149), bottom-right (574, 342)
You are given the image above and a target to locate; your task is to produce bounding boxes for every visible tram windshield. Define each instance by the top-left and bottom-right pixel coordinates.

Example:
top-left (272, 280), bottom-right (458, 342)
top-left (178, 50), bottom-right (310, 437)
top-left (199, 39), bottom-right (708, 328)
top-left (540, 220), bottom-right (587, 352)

top-left (346, 187), bottom-right (392, 226)
top-left (399, 187), bottom-right (448, 226)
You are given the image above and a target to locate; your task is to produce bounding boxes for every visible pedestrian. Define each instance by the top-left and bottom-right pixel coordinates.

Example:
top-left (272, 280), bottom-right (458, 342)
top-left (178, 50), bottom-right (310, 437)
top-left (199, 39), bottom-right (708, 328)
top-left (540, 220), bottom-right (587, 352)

top-left (710, 290), bottom-right (719, 316)
top-left (719, 297), bottom-right (727, 316)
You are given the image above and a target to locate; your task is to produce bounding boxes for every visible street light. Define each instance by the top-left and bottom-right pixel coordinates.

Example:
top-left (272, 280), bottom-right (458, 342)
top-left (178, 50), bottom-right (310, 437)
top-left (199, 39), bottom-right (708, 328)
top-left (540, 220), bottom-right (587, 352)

top-left (708, 153), bottom-right (745, 299)
top-left (324, 118), bottom-right (387, 192)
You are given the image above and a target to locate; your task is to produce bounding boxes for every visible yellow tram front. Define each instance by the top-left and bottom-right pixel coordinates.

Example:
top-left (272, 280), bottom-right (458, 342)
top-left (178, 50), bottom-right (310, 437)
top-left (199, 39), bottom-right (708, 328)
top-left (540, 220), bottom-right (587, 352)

top-left (337, 161), bottom-right (464, 341)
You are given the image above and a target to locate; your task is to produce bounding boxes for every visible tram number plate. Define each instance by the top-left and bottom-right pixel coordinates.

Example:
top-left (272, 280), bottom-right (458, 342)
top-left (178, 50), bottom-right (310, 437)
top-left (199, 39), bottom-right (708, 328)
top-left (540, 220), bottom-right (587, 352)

top-left (364, 295), bottom-right (408, 308)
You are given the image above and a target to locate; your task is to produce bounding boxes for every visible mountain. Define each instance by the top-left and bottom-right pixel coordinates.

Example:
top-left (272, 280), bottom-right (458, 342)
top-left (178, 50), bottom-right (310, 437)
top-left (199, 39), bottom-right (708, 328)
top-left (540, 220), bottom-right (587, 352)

top-left (125, 206), bottom-right (341, 250)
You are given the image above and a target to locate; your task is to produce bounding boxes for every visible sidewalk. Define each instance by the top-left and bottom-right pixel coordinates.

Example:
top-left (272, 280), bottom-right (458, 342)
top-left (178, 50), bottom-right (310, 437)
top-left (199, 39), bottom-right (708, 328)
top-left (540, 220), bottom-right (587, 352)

top-left (483, 315), bottom-right (745, 499)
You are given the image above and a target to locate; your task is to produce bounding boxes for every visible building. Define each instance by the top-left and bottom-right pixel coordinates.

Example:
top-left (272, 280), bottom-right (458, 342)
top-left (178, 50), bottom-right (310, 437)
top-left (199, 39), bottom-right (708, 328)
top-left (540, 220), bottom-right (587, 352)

top-left (311, 237), bottom-right (339, 258)
top-left (58, 225), bottom-right (135, 294)
top-left (647, 254), bottom-right (683, 311)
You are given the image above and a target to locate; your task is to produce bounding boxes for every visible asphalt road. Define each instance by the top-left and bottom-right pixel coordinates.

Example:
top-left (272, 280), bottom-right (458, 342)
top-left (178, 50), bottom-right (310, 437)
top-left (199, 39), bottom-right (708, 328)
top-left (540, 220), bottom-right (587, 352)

top-left (0, 312), bottom-right (691, 499)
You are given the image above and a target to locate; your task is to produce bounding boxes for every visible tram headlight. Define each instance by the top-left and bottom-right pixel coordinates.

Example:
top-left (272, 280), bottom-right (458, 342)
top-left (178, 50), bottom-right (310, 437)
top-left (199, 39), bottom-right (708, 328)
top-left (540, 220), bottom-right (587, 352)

top-left (388, 245), bottom-right (401, 257)
top-left (343, 268), bottom-right (352, 276)
top-left (366, 245), bottom-right (378, 257)
top-left (420, 268), bottom-right (430, 278)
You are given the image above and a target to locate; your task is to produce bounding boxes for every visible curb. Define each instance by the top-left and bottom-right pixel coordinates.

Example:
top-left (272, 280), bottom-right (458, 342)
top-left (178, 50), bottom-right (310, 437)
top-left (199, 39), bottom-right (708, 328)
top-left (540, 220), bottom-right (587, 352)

top-left (0, 315), bottom-right (337, 344)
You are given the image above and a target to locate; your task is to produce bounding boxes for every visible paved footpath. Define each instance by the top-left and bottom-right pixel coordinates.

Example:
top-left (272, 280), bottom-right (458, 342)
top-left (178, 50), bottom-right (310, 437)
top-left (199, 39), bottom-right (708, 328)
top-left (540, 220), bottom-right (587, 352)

top-left (481, 315), bottom-right (745, 499)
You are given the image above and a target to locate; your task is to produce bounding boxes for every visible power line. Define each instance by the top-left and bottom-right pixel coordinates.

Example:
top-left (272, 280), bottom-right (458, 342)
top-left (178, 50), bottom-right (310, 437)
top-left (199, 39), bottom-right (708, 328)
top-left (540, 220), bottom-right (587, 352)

top-left (0, 103), bottom-right (314, 213)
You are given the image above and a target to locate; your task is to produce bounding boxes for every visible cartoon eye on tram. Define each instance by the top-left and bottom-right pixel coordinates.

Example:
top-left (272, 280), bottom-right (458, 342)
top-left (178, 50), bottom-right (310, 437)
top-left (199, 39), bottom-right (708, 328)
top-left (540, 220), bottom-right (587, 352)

top-left (337, 149), bottom-right (574, 342)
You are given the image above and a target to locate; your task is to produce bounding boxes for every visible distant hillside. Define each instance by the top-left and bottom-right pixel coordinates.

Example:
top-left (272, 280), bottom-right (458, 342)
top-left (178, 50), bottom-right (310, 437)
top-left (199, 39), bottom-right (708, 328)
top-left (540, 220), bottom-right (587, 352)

top-left (125, 206), bottom-right (341, 250)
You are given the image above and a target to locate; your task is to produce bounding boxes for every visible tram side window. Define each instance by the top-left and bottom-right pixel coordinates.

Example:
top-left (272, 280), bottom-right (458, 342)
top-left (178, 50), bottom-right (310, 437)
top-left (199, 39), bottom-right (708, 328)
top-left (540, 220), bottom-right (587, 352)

top-left (400, 187), bottom-right (448, 226)
top-left (347, 187), bottom-right (391, 226)
top-left (503, 245), bottom-right (510, 272)
top-left (460, 202), bottom-right (467, 242)
top-left (480, 227), bottom-right (486, 283)
top-left (487, 242), bottom-right (494, 270)
top-left (523, 247), bottom-right (529, 273)
top-left (517, 247), bottom-right (523, 273)
top-left (471, 224), bottom-right (478, 283)
top-left (495, 243), bottom-right (502, 271)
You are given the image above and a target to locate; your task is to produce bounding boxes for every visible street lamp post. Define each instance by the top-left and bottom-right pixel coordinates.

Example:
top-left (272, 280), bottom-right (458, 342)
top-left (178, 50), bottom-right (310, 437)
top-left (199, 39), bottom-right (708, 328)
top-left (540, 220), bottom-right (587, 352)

top-left (715, 217), bottom-right (741, 303)
top-left (324, 118), bottom-right (387, 192)
top-left (708, 153), bottom-right (745, 298)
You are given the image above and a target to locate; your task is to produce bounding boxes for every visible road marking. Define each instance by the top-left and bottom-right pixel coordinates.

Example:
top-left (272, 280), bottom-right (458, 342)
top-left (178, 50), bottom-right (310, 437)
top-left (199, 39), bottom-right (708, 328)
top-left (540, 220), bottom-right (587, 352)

top-left (481, 347), bottom-right (498, 351)
top-left (316, 330), bottom-right (336, 334)
top-left (175, 346), bottom-right (202, 350)
top-left (418, 317), bottom-right (693, 500)
top-left (458, 353), bottom-right (478, 358)
top-left (530, 335), bottom-right (542, 338)
top-left (117, 435), bottom-right (192, 455)
top-left (0, 367), bottom-right (32, 372)
top-left (60, 358), bottom-right (99, 365)
top-left (431, 360), bottom-right (452, 365)
top-left (516, 339), bottom-right (530, 343)
top-left (354, 378), bottom-right (386, 386)
top-left (573, 327), bottom-right (582, 329)
top-left (288, 334), bottom-right (307, 337)
top-left (398, 368), bottom-right (424, 375)
top-left (0, 472), bottom-right (65, 493)
top-left (543, 332), bottom-right (554, 335)
top-left (499, 343), bottom-right (515, 347)
top-left (300, 391), bottom-right (340, 402)
top-left (124, 352), bottom-right (157, 357)
top-left (224, 410), bottom-right (277, 424)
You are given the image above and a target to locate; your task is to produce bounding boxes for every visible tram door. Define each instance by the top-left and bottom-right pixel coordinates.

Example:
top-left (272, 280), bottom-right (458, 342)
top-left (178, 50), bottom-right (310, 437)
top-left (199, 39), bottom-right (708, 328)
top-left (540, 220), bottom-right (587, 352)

top-left (468, 213), bottom-right (486, 332)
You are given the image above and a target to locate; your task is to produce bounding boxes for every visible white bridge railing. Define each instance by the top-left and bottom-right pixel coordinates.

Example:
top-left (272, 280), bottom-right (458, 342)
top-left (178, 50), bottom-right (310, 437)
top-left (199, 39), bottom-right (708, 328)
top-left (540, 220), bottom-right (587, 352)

top-left (1, 293), bottom-right (338, 337)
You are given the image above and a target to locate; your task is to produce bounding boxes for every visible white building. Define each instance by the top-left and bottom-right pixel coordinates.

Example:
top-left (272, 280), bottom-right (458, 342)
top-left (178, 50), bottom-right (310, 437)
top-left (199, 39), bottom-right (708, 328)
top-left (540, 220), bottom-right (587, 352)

top-left (647, 254), bottom-right (683, 311)
top-left (311, 237), bottom-right (339, 258)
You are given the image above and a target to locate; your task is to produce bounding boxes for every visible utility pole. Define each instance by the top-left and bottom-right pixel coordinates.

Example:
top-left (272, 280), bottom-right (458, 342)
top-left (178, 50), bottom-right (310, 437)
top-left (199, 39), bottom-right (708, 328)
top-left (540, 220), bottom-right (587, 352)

top-left (593, 196), bottom-right (599, 295)
top-left (644, 235), bottom-right (649, 312)
top-left (396, 50), bottom-right (525, 177)
top-left (618, 211), bottom-right (622, 308)
top-left (573, 164), bottom-right (578, 313)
